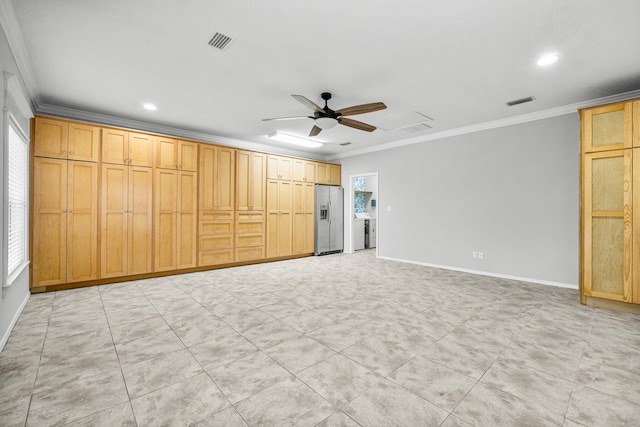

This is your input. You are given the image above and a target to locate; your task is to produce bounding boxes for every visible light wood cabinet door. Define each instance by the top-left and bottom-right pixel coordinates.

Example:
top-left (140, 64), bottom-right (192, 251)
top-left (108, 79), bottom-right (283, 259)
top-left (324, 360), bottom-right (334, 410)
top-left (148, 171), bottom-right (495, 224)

top-left (177, 171), bottom-right (197, 269)
top-left (200, 145), bottom-right (235, 211)
top-left (128, 133), bottom-right (154, 167)
top-left (68, 123), bottom-right (100, 162)
top-left (293, 159), bottom-right (316, 182)
top-left (237, 151), bottom-right (266, 211)
top-left (128, 167), bottom-right (153, 275)
top-left (66, 161), bottom-right (98, 283)
top-left (316, 163), bottom-right (340, 185)
top-left (32, 158), bottom-right (67, 286)
top-left (101, 164), bottom-right (128, 278)
top-left (266, 180), bottom-right (292, 258)
top-left (292, 182), bottom-right (315, 254)
top-left (634, 148), bottom-right (640, 304)
top-left (155, 169), bottom-right (178, 271)
top-left (155, 136), bottom-right (178, 169)
top-left (268, 155), bottom-right (293, 180)
top-left (34, 118), bottom-right (99, 161)
top-left (102, 128), bottom-right (128, 164)
top-left (582, 102), bottom-right (633, 153)
top-left (34, 117), bottom-right (69, 159)
top-left (583, 150), bottom-right (633, 302)
top-left (156, 138), bottom-right (198, 171)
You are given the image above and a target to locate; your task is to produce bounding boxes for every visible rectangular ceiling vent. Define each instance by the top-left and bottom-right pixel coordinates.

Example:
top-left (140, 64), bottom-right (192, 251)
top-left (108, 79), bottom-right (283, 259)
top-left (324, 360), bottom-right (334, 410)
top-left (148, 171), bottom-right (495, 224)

top-left (208, 32), bottom-right (233, 50)
top-left (402, 123), bottom-right (432, 133)
top-left (339, 142), bottom-right (352, 146)
top-left (507, 96), bottom-right (535, 107)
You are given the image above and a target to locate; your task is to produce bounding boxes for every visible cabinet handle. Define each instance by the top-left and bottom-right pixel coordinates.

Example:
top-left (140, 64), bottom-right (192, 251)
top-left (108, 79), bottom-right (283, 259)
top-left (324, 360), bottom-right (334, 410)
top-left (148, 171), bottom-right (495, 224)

top-left (174, 163), bottom-right (178, 167)
top-left (124, 157), bottom-right (128, 162)
top-left (62, 209), bottom-right (67, 213)
top-left (178, 164), bottom-right (182, 168)
top-left (69, 151), bottom-right (73, 154)
top-left (129, 158), bottom-right (133, 163)
top-left (68, 210), bottom-right (73, 213)
top-left (63, 151), bottom-right (67, 154)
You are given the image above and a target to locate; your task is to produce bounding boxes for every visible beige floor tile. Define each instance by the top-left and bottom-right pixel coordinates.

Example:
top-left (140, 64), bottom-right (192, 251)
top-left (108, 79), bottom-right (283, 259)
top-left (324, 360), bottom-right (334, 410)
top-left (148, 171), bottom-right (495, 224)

top-left (207, 351), bottom-right (291, 403)
top-left (115, 329), bottom-right (184, 365)
top-left (343, 378), bottom-right (448, 426)
top-left (0, 396), bottom-right (30, 427)
top-left (40, 328), bottom-right (114, 364)
top-left (109, 315), bottom-right (170, 344)
top-left (192, 406), bottom-right (249, 427)
top-left (241, 320), bottom-right (302, 350)
top-left (279, 309), bottom-right (335, 333)
top-left (297, 353), bottom-right (381, 407)
top-left (566, 384), bottom-right (640, 427)
top-left (264, 335), bottom-right (335, 373)
top-left (235, 376), bottom-right (333, 426)
top-left (316, 411), bottom-right (362, 427)
top-left (188, 333), bottom-right (258, 371)
top-left (342, 335), bottom-right (415, 377)
top-left (131, 373), bottom-right (229, 426)
top-left (63, 402), bottom-right (136, 427)
top-left (389, 356), bottom-right (477, 412)
top-left (122, 348), bottom-right (203, 398)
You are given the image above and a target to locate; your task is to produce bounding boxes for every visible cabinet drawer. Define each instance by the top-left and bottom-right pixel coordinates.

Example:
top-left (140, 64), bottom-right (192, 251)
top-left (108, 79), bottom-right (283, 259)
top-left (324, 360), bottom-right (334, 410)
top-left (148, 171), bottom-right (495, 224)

top-left (199, 249), bottom-right (233, 266)
top-left (235, 220), bottom-right (264, 234)
top-left (235, 246), bottom-right (265, 262)
top-left (199, 220), bottom-right (233, 235)
top-left (236, 212), bottom-right (264, 221)
top-left (235, 233), bottom-right (264, 247)
top-left (200, 211), bottom-right (233, 221)
top-left (199, 235), bottom-right (233, 250)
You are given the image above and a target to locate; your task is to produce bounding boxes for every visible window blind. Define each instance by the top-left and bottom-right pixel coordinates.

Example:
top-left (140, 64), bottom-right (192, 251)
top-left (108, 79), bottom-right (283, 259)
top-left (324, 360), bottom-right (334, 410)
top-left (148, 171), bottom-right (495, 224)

top-left (7, 122), bottom-right (28, 280)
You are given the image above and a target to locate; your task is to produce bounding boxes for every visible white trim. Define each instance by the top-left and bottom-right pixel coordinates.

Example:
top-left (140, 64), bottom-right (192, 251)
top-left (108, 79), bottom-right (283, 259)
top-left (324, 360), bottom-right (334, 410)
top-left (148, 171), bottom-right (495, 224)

top-left (36, 103), bottom-right (327, 161)
top-left (377, 255), bottom-right (578, 290)
top-left (327, 89), bottom-right (640, 161)
top-left (0, 0), bottom-right (40, 107)
top-left (4, 71), bottom-right (32, 117)
top-left (0, 290), bottom-right (29, 352)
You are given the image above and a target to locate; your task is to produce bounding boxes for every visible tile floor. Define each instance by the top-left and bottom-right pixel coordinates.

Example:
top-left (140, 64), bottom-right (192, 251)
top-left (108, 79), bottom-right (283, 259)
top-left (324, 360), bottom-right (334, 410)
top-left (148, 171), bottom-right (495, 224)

top-left (1, 250), bottom-right (640, 426)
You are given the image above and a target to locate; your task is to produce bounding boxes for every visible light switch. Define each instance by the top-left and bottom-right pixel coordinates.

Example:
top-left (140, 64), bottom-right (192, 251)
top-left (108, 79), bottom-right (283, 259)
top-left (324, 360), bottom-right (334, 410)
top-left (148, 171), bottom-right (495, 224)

top-left (386, 206), bottom-right (392, 212)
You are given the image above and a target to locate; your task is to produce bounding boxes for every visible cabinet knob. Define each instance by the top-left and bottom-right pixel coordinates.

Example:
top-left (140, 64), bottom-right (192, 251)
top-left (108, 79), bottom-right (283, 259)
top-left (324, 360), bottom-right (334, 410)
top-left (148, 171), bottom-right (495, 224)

top-left (62, 209), bottom-right (67, 213)
top-left (129, 158), bottom-right (133, 163)
top-left (68, 210), bottom-right (73, 213)
top-left (63, 151), bottom-right (67, 154)
top-left (124, 157), bottom-right (128, 162)
top-left (178, 164), bottom-right (182, 168)
top-left (69, 151), bottom-right (73, 154)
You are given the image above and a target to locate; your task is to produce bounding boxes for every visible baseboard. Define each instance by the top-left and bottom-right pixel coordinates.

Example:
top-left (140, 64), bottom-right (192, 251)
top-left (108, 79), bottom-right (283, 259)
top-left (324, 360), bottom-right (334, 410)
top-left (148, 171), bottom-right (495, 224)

top-left (376, 256), bottom-right (578, 290)
top-left (0, 292), bottom-right (30, 352)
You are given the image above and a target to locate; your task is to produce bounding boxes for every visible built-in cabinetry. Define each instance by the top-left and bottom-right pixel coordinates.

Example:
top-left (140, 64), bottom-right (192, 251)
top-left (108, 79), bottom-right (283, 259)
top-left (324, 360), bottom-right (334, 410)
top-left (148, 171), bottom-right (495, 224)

top-left (580, 99), bottom-right (640, 310)
top-left (30, 115), bottom-right (341, 292)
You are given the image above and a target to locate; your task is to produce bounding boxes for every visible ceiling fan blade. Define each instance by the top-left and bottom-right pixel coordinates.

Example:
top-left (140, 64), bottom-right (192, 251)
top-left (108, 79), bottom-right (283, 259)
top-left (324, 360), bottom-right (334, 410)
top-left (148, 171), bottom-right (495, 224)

top-left (339, 117), bottom-right (377, 132)
top-left (262, 116), bottom-right (312, 122)
top-left (309, 125), bottom-right (322, 137)
top-left (336, 102), bottom-right (387, 117)
top-left (292, 95), bottom-right (324, 113)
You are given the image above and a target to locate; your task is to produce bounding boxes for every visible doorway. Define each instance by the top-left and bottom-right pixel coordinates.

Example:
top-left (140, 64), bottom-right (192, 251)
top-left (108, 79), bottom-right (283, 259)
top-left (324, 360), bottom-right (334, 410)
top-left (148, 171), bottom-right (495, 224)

top-left (347, 172), bottom-right (379, 255)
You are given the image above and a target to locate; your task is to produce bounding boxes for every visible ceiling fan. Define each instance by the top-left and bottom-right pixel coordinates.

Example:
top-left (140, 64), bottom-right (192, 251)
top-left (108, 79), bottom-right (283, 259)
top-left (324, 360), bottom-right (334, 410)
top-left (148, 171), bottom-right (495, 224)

top-left (263, 92), bottom-right (387, 137)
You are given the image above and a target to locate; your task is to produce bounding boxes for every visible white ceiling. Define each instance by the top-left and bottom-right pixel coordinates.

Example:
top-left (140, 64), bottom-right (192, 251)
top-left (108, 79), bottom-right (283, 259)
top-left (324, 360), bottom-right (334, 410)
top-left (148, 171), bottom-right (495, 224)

top-left (9, 0), bottom-right (640, 157)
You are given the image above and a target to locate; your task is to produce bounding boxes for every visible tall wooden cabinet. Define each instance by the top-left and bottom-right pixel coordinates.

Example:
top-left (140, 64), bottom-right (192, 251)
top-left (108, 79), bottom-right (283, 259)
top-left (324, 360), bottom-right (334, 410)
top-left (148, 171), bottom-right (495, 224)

top-left (33, 158), bottom-right (98, 286)
top-left (101, 164), bottom-right (153, 278)
top-left (154, 169), bottom-right (198, 271)
top-left (580, 99), bottom-right (640, 308)
top-left (235, 150), bottom-right (266, 261)
top-left (292, 182), bottom-right (315, 254)
top-left (198, 144), bottom-right (235, 266)
top-left (266, 177), bottom-right (293, 258)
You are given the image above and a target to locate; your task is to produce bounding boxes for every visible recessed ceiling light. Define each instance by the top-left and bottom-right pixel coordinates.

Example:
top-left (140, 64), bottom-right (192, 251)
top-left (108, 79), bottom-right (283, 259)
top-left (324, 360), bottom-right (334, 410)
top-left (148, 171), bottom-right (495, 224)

top-left (537, 53), bottom-right (559, 66)
top-left (268, 132), bottom-right (322, 148)
top-left (143, 103), bottom-right (157, 111)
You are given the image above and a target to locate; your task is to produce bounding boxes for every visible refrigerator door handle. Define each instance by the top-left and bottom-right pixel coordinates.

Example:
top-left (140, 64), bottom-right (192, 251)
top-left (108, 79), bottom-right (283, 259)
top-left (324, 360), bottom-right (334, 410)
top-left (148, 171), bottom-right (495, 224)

top-left (328, 199), bottom-right (332, 226)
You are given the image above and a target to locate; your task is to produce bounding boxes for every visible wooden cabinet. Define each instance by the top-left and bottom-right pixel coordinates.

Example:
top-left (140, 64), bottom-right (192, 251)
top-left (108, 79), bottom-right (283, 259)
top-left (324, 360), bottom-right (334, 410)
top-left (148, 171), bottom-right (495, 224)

top-left (292, 182), bottom-right (315, 254)
top-left (154, 169), bottom-right (197, 271)
top-left (580, 99), bottom-right (640, 307)
top-left (32, 158), bottom-right (98, 286)
top-left (34, 117), bottom-right (99, 162)
top-left (293, 159), bottom-right (316, 182)
top-left (267, 155), bottom-right (293, 180)
top-left (266, 179), bottom-right (293, 258)
top-left (155, 137), bottom-right (198, 171)
top-left (236, 150), bottom-right (266, 211)
top-left (235, 212), bottom-right (265, 262)
top-left (199, 145), bottom-right (235, 211)
top-left (102, 129), bottom-right (154, 167)
top-left (316, 162), bottom-right (341, 185)
top-left (101, 164), bottom-right (153, 278)
top-left (198, 145), bottom-right (235, 266)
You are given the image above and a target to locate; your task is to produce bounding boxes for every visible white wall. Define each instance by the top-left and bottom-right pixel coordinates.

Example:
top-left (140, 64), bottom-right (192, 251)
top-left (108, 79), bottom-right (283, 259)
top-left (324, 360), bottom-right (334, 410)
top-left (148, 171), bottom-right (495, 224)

top-left (0, 18), bottom-right (31, 351)
top-left (339, 114), bottom-right (580, 287)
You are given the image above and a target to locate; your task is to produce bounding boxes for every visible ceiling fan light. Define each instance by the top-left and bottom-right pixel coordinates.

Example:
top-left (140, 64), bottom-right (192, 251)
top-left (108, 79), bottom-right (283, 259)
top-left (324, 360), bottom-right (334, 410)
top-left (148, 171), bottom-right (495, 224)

top-left (315, 117), bottom-right (338, 129)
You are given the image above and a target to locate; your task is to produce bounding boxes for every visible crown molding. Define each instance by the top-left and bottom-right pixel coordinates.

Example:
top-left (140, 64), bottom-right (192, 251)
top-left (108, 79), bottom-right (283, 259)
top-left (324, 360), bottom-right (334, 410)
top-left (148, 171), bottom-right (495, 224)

top-left (0, 0), bottom-right (40, 107)
top-left (4, 71), bottom-right (32, 118)
top-left (36, 103), bottom-right (327, 160)
top-left (328, 89), bottom-right (640, 161)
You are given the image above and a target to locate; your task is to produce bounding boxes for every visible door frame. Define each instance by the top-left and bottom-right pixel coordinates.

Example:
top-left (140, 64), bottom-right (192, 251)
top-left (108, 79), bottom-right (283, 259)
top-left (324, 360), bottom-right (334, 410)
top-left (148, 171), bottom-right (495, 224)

top-left (346, 172), bottom-right (379, 256)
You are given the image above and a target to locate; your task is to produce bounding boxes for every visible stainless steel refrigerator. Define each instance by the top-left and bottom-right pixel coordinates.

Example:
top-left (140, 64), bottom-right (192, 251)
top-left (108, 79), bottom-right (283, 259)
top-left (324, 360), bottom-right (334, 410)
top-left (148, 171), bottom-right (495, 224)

top-left (314, 184), bottom-right (344, 255)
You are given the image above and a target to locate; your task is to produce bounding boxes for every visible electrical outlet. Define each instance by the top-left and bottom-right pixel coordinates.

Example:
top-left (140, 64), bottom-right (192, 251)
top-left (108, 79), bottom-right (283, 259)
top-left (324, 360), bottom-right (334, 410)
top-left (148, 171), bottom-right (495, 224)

top-left (478, 252), bottom-right (484, 259)
top-left (472, 251), bottom-right (478, 259)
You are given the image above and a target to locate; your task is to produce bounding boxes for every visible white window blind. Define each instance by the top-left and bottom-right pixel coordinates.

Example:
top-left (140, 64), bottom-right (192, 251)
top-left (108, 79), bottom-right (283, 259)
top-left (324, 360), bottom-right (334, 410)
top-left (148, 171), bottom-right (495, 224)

top-left (7, 117), bottom-right (28, 283)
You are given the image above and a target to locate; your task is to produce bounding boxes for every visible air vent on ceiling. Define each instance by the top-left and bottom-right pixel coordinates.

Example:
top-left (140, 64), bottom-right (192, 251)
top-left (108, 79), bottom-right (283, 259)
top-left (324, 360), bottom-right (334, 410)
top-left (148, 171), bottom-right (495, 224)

top-left (507, 96), bottom-right (535, 106)
top-left (402, 123), bottom-right (432, 133)
top-left (208, 32), bottom-right (233, 50)
top-left (339, 142), bottom-right (352, 146)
